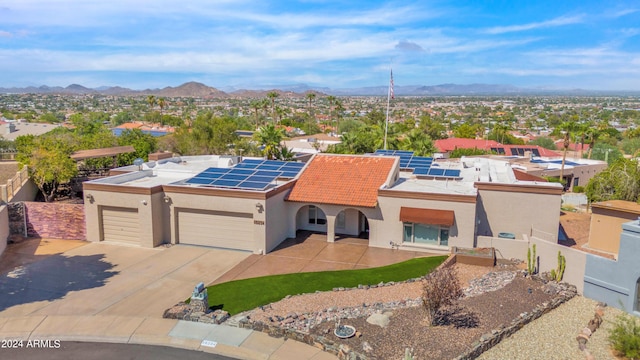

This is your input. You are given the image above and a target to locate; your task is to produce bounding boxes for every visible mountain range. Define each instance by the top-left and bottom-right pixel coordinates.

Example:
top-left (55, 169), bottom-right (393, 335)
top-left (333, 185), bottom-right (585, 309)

top-left (0, 81), bottom-right (637, 97)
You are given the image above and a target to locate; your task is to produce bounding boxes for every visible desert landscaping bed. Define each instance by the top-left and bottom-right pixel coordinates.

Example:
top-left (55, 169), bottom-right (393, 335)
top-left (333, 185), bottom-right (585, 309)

top-left (238, 262), bottom-right (581, 359)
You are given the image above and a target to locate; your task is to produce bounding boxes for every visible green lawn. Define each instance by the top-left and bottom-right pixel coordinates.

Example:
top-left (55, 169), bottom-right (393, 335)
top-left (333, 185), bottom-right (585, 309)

top-left (204, 256), bottom-right (447, 315)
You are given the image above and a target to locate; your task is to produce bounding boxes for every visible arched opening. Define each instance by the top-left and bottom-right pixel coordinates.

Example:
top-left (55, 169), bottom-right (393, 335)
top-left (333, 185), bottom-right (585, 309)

top-left (335, 209), bottom-right (369, 240)
top-left (295, 204), bottom-right (327, 233)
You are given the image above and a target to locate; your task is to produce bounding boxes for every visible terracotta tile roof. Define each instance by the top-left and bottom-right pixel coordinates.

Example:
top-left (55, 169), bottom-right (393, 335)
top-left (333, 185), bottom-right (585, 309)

top-left (435, 138), bottom-right (500, 152)
top-left (116, 122), bottom-right (144, 129)
top-left (286, 154), bottom-right (396, 207)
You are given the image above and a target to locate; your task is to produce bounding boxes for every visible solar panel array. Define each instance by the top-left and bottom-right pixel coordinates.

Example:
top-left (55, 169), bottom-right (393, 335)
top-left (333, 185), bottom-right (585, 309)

top-left (509, 147), bottom-right (541, 157)
top-left (185, 160), bottom-right (305, 190)
top-left (373, 150), bottom-right (461, 179)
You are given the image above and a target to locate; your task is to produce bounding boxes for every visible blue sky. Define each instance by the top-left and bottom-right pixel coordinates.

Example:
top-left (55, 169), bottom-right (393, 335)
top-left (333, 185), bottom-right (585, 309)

top-left (1, 1), bottom-right (639, 91)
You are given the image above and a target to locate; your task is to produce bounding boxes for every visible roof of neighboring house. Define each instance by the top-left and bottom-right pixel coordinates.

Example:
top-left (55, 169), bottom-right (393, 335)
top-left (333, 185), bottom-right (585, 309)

top-left (116, 122), bottom-right (144, 129)
top-left (591, 200), bottom-right (640, 215)
top-left (286, 154), bottom-right (396, 207)
top-left (513, 169), bottom-right (548, 182)
top-left (70, 145), bottom-right (136, 160)
top-left (434, 138), bottom-right (500, 152)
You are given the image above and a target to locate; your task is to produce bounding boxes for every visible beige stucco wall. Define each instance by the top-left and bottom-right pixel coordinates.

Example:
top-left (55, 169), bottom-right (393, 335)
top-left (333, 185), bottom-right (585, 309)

top-left (478, 234), bottom-right (586, 293)
top-left (84, 189), bottom-right (157, 247)
top-left (376, 195), bottom-right (476, 251)
top-left (589, 208), bottom-right (638, 254)
top-left (265, 190), bottom-right (292, 253)
top-left (477, 189), bottom-right (561, 240)
top-left (527, 162), bottom-right (607, 190)
top-left (8, 179), bottom-right (38, 202)
top-left (0, 205), bottom-right (8, 256)
top-left (166, 191), bottom-right (264, 252)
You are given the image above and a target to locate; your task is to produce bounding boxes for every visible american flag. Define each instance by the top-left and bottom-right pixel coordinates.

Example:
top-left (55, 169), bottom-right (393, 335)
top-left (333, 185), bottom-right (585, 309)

top-left (389, 69), bottom-right (394, 99)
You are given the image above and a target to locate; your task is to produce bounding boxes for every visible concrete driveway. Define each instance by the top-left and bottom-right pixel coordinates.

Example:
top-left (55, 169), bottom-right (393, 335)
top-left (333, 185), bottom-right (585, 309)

top-left (0, 241), bottom-right (250, 318)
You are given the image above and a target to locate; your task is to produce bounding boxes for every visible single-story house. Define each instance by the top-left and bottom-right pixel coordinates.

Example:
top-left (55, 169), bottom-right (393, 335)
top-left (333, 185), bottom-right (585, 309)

top-left (83, 151), bottom-right (563, 254)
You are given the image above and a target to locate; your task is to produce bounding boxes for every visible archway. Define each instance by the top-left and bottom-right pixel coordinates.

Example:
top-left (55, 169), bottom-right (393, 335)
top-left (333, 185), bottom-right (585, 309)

top-left (335, 208), bottom-right (369, 240)
top-left (294, 204), bottom-right (328, 234)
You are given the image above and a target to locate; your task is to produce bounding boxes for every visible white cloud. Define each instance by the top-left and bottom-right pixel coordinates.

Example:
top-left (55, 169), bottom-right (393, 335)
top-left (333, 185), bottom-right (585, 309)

top-left (483, 15), bottom-right (584, 35)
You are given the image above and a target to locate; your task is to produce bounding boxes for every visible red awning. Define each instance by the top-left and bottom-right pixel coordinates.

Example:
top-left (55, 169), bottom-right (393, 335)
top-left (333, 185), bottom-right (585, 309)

top-left (399, 207), bottom-right (455, 226)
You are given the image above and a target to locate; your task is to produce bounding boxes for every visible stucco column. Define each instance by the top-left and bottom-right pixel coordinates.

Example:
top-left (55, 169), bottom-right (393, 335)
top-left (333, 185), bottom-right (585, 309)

top-left (326, 215), bottom-right (336, 243)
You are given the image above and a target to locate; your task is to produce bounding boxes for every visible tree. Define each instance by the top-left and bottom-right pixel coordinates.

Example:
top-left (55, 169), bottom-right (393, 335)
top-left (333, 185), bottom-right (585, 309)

top-left (558, 121), bottom-right (578, 186)
top-left (452, 123), bottom-right (477, 139)
top-left (529, 136), bottom-right (557, 150)
top-left (418, 115), bottom-right (447, 140)
top-left (256, 124), bottom-right (284, 160)
top-left (15, 135), bottom-right (77, 202)
top-left (250, 100), bottom-right (263, 129)
top-left (157, 98), bottom-right (166, 115)
top-left (117, 129), bottom-right (158, 165)
top-left (326, 95), bottom-right (337, 129)
top-left (586, 158), bottom-right (640, 203)
top-left (266, 91), bottom-right (279, 123)
top-left (146, 95), bottom-right (156, 111)
top-left (400, 129), bottom-right (435, 156)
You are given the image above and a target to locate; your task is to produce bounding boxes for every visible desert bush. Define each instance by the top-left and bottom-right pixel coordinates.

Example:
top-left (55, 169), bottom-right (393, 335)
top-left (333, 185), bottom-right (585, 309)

top-left (572, 185), bottom-right (585, 193)
top-left (422, 266), bottom-right (463, 326)
top-left (609, 313), bottom-right (640, 359)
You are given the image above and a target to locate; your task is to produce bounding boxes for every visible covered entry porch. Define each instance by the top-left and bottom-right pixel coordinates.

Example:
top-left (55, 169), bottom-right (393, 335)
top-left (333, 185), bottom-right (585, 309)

top-left (292, 203), bottom-right (373, 243)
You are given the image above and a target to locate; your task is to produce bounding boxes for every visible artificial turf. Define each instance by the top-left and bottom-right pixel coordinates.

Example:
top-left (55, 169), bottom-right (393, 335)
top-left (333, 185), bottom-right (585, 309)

top-left (204, 255), bottom-right (447, 315)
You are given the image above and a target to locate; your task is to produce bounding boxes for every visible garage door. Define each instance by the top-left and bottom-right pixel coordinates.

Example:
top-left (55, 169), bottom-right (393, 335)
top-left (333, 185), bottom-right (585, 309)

top-left (101, 207), bottom-right (140, 246)
top-left (178, 210), bottom-right (254, 251)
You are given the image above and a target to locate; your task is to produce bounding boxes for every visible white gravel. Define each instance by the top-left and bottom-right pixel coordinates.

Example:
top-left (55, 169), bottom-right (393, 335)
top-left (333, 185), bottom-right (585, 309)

top-left (478, 296), bottom-right (624, 360)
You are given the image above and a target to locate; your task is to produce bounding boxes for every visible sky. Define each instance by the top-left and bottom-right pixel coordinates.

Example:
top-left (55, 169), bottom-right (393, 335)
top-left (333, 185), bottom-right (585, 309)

top-left (1, 0), bottom-right (639, 91)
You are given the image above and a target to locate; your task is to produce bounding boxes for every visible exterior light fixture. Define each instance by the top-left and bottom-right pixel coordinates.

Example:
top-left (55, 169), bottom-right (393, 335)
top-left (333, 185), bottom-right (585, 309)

top-left (163, 195), bottom-right (172, 204)
top-left (255, 203), bottom-right (264, 213)
top-left (141, 200), bottom-right (148, 205)
top-left (133, 158), bottom-right (144, 171)
top-left (85, 194), bottom-right (94, 203)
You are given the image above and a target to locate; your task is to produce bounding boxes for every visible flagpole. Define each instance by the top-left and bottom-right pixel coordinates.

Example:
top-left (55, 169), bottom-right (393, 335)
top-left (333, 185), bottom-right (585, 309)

top-left (384, 68), bottom-right (393, 150)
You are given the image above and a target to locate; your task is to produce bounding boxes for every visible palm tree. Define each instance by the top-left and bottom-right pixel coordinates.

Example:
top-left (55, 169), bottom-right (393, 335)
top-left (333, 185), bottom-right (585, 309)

top-left (256, 124), bottom-right (284, 160)
top-left (334, 99), bottom-right (344, 134)
top-left (586, 127), bottom-right (600, 159)
top-left (401, 129), bottom-right (435, 156)
top-left (157, 98), bottom-right (166, 116)
top-left (146, 95), bottom-right (156, 111)
top-left (559, 121), bottom-right (577, 187)
top-left (306, 92), bottom-right (316, 131)
top-left (266, 91), bottom-right (279, 124)
top-left (326, 95), bottom-right (336, 132)
top-left (249, 100), bottom-right (262, 129)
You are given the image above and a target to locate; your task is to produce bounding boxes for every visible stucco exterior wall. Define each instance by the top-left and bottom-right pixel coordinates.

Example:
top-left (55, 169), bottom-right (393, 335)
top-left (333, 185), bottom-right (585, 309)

top-left (589, 208), bottom-right (638, 254)
top-left (265, 190), bottom-right (291, 253)
top-left (0, 205), bottom-right (8, 256)
top-left (84, 188), bottom-right (157, 247)
top-left (377, 195), bottom-right (476, 251)
top-left (8, 179), bottom-right (38, 202)
top-left (584, 221), bottom-right (640, 314)
top-left (477, 235), bottom-right (586, 293)
top-left (477, 189), bottom-right (561, 240)
top-left (166, 191), bottom-right (264, 252)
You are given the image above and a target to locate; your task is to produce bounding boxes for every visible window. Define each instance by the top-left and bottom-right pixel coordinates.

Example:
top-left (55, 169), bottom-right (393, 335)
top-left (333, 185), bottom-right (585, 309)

top-left (573, 177), bottom-right (580, 187)
top-left (403, 222), bottom-right (449, 247)
top-left (336, 211), bottom-right (346, 229)
top-left (308, 205), bottom-right (327, 225)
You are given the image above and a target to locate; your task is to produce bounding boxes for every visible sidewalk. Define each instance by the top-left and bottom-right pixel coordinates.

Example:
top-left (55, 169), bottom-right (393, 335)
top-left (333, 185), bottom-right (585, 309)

top-left (0, 315), bottom-right (337, 360)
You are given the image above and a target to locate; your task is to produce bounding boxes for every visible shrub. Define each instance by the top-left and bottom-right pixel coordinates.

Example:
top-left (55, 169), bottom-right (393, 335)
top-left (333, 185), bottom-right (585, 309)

top-left (422, 266), bottom-right (463, 326)
top-left (573, 185), bottom-right (585, 193)
top-left (609, 313), bottom-right (640, 359)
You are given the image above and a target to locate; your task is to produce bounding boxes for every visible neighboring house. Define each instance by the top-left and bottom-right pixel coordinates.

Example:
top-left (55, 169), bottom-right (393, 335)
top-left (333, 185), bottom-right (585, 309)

top-left (0, 120), bottom-right (62, 141)
top-left (588, 200), bottom-right (640, 257)
top-left (112, 122), bottom-right (175, 137)
top-left (509, 157), bottom-right (607, 191)
top-left (433, 138), bottom-right (560, 158)
top-left (83, 151), bottom-right (563, 255)
top-left (584, 218), bottom-right (640, 315)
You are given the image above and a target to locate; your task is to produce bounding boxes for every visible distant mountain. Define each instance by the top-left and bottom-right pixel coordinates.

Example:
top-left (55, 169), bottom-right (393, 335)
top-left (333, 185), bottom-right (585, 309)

top-left (1, 82), bottom-right (638, 97)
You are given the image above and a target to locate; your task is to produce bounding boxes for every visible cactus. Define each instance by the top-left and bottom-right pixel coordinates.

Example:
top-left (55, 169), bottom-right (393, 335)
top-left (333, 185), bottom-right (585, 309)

top-left (554, 251), bottom-right (566, 282)
top-left (527, 244), bottom-right (537, 275)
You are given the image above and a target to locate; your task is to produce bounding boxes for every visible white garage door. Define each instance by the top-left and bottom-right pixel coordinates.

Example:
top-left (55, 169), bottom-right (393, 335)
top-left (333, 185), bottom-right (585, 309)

top-left (101, 207), bottom-right (140, 246)
top-left (178, 210), bottom-right (254, 251)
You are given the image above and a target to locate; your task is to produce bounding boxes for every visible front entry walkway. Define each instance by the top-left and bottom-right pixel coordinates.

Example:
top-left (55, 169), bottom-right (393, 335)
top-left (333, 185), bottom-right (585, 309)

top-left (213, 231), bottom-right (441, 284)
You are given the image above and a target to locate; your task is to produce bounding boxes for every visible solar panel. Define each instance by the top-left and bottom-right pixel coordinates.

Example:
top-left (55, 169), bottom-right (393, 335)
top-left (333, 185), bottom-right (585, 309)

top-left (241, 159), bottom-right (264, 165)
top-left (186, 177), bottom-right (214, 185)
top-left (428, 168), bottom-right (445, 176)
top-left (228, 168), bottom-right (255, 175)
top-left (281, 171), bottom-right (300, 178)
top-left (202, 167), bottom-right (230, 174)
top-left (444, 169), bottom-right (461, 177)
top-left (413, 167), bottom-right (430, 175)
top-left (219, 174), bottom-right (249, 181)
top-left (246, 175), bottom-right (276, 183)
top-left (211, 179), bottom-right (242, 187)
top-left (254, 170), bottom-right (282, 177)
top-left (237, 182), bottom-right (270, 190)
top-left (233, 163), bottom-right (258, 169)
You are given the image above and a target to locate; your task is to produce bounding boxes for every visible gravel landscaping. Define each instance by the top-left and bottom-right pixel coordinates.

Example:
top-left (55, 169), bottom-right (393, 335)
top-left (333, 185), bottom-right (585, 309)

top-left (239, 261), bottom-right (606, 359)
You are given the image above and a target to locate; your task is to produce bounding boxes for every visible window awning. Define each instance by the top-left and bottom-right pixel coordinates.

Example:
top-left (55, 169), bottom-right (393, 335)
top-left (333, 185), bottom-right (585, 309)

top-left (399, 207), bottom-right (455, 227)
